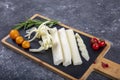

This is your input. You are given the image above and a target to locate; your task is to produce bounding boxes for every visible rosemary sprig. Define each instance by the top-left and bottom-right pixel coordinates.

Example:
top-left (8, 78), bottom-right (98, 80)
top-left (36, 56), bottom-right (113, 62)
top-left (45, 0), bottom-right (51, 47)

top-left (13, 19), bottom-right (58, 30)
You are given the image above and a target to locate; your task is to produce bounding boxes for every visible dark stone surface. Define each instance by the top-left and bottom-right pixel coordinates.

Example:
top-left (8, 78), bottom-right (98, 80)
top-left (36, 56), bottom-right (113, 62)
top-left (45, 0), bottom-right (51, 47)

top-left (0, 0), bottom-right (120, 80)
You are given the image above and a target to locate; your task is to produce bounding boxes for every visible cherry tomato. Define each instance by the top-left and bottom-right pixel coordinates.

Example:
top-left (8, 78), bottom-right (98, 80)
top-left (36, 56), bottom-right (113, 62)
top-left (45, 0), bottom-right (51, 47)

top-left (91, 38), bottom-right (98, 44)
top-left (92, 43), bottom-right (99, 50)
top-left (9, 29), bottom-right (20, 40)
top-left (98, 40), bottom-right (106, 47)
top-left (22, 40), bottom-right (30, 49)
top-left (15, 36), bottom-right (24, 44)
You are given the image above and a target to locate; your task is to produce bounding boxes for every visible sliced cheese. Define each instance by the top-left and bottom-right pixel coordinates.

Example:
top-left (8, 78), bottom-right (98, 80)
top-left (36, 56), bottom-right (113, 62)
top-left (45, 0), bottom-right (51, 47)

top-left (66, 29), bottom-right (82, 65)
top-left (51, 27), bottom-right (63, 65)
top-left (58, 28), bottom-right (72, 66)
top-left (75, 33), bottom-right (90, 61)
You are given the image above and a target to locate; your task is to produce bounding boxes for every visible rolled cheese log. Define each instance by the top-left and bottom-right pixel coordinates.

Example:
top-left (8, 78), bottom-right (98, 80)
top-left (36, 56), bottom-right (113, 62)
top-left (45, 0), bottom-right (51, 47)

top-left (66, 29), bottom-right (82, 65)
top-left (51, 28), bottom-right (63, 65)
top-left (58, 28), bottom-right (72, 66)
top-left (75, 33), bottom-right (90, 61)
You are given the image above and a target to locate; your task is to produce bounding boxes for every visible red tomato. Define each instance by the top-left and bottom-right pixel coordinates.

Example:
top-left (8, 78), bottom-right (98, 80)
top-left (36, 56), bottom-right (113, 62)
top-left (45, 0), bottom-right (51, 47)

top-left (91, 38), bottom-right (98, 44)
top-left (98, 40), bottom-right (106, 47)
top-left (92, 43), bottom-right (99, 50)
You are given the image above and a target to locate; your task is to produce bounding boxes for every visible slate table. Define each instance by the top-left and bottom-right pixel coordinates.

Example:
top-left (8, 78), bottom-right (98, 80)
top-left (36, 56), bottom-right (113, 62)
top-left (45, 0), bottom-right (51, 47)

top-left (0, 0), bottom-right (120, 80)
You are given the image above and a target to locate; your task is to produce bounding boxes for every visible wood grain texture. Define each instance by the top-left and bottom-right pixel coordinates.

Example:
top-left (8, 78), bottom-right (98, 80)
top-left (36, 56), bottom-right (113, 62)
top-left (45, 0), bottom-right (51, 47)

top-left (94, 58), bottom-right (120, 80)
top-left (1, 14), bottom-right (119, 80)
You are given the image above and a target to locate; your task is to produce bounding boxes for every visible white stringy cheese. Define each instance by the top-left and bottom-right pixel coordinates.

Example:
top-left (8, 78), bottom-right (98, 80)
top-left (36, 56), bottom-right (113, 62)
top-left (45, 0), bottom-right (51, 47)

top-left (26, 21), bottom-right (53, 52)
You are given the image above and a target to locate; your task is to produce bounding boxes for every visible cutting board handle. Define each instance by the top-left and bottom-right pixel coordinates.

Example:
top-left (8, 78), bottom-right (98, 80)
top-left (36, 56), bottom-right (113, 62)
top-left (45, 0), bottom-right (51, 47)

top-left (94, 58), bottom-right (120, 80)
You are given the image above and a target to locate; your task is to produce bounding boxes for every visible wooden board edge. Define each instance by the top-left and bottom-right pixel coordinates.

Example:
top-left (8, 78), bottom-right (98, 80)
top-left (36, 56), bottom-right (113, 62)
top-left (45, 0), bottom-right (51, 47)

top-left (1, 35), bottom-right (78, 80)
top-left (30, 13), bottom-right (51, 20)
top-left (80, 64), bottom-right (94, 80)
top-left (94, 58), bottom-right (120, 80)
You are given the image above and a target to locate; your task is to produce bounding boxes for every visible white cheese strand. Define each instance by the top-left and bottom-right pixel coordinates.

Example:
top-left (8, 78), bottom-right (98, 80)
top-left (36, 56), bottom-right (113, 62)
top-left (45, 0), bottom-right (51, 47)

top-left (29, 47), bottom-right (44, 52)
top-left (25, 21), bottom-right (50, 42)
top-left (28, 21), bottom-right (54, 52)
top-left (75, 33), bottom-right (90, 61)
top-left (25, 27), bottom-right (37, 40)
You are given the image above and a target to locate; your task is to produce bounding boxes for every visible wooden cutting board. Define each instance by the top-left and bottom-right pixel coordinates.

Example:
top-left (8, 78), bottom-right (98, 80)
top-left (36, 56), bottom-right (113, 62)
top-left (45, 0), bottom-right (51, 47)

top-left (1, 14), bottom-right (120, 80)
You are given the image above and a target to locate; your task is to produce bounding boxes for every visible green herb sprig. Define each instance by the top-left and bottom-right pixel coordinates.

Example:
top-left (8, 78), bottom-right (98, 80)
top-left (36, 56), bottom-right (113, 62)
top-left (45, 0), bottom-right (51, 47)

top-left (13, 19), bottom-right (58, 30)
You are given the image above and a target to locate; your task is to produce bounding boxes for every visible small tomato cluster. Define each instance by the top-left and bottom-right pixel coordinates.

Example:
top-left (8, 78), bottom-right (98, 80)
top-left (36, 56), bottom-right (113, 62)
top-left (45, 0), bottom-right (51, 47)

top-left (9, 29), bottom-right (30, 49)
top-left (91, 38), bottom-right (106, 50)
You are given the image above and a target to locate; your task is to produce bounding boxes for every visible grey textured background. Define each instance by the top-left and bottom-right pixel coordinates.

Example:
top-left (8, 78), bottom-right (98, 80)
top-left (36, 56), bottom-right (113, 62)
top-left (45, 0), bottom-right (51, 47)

top-left (0, 0), bottom-right (120, 80)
